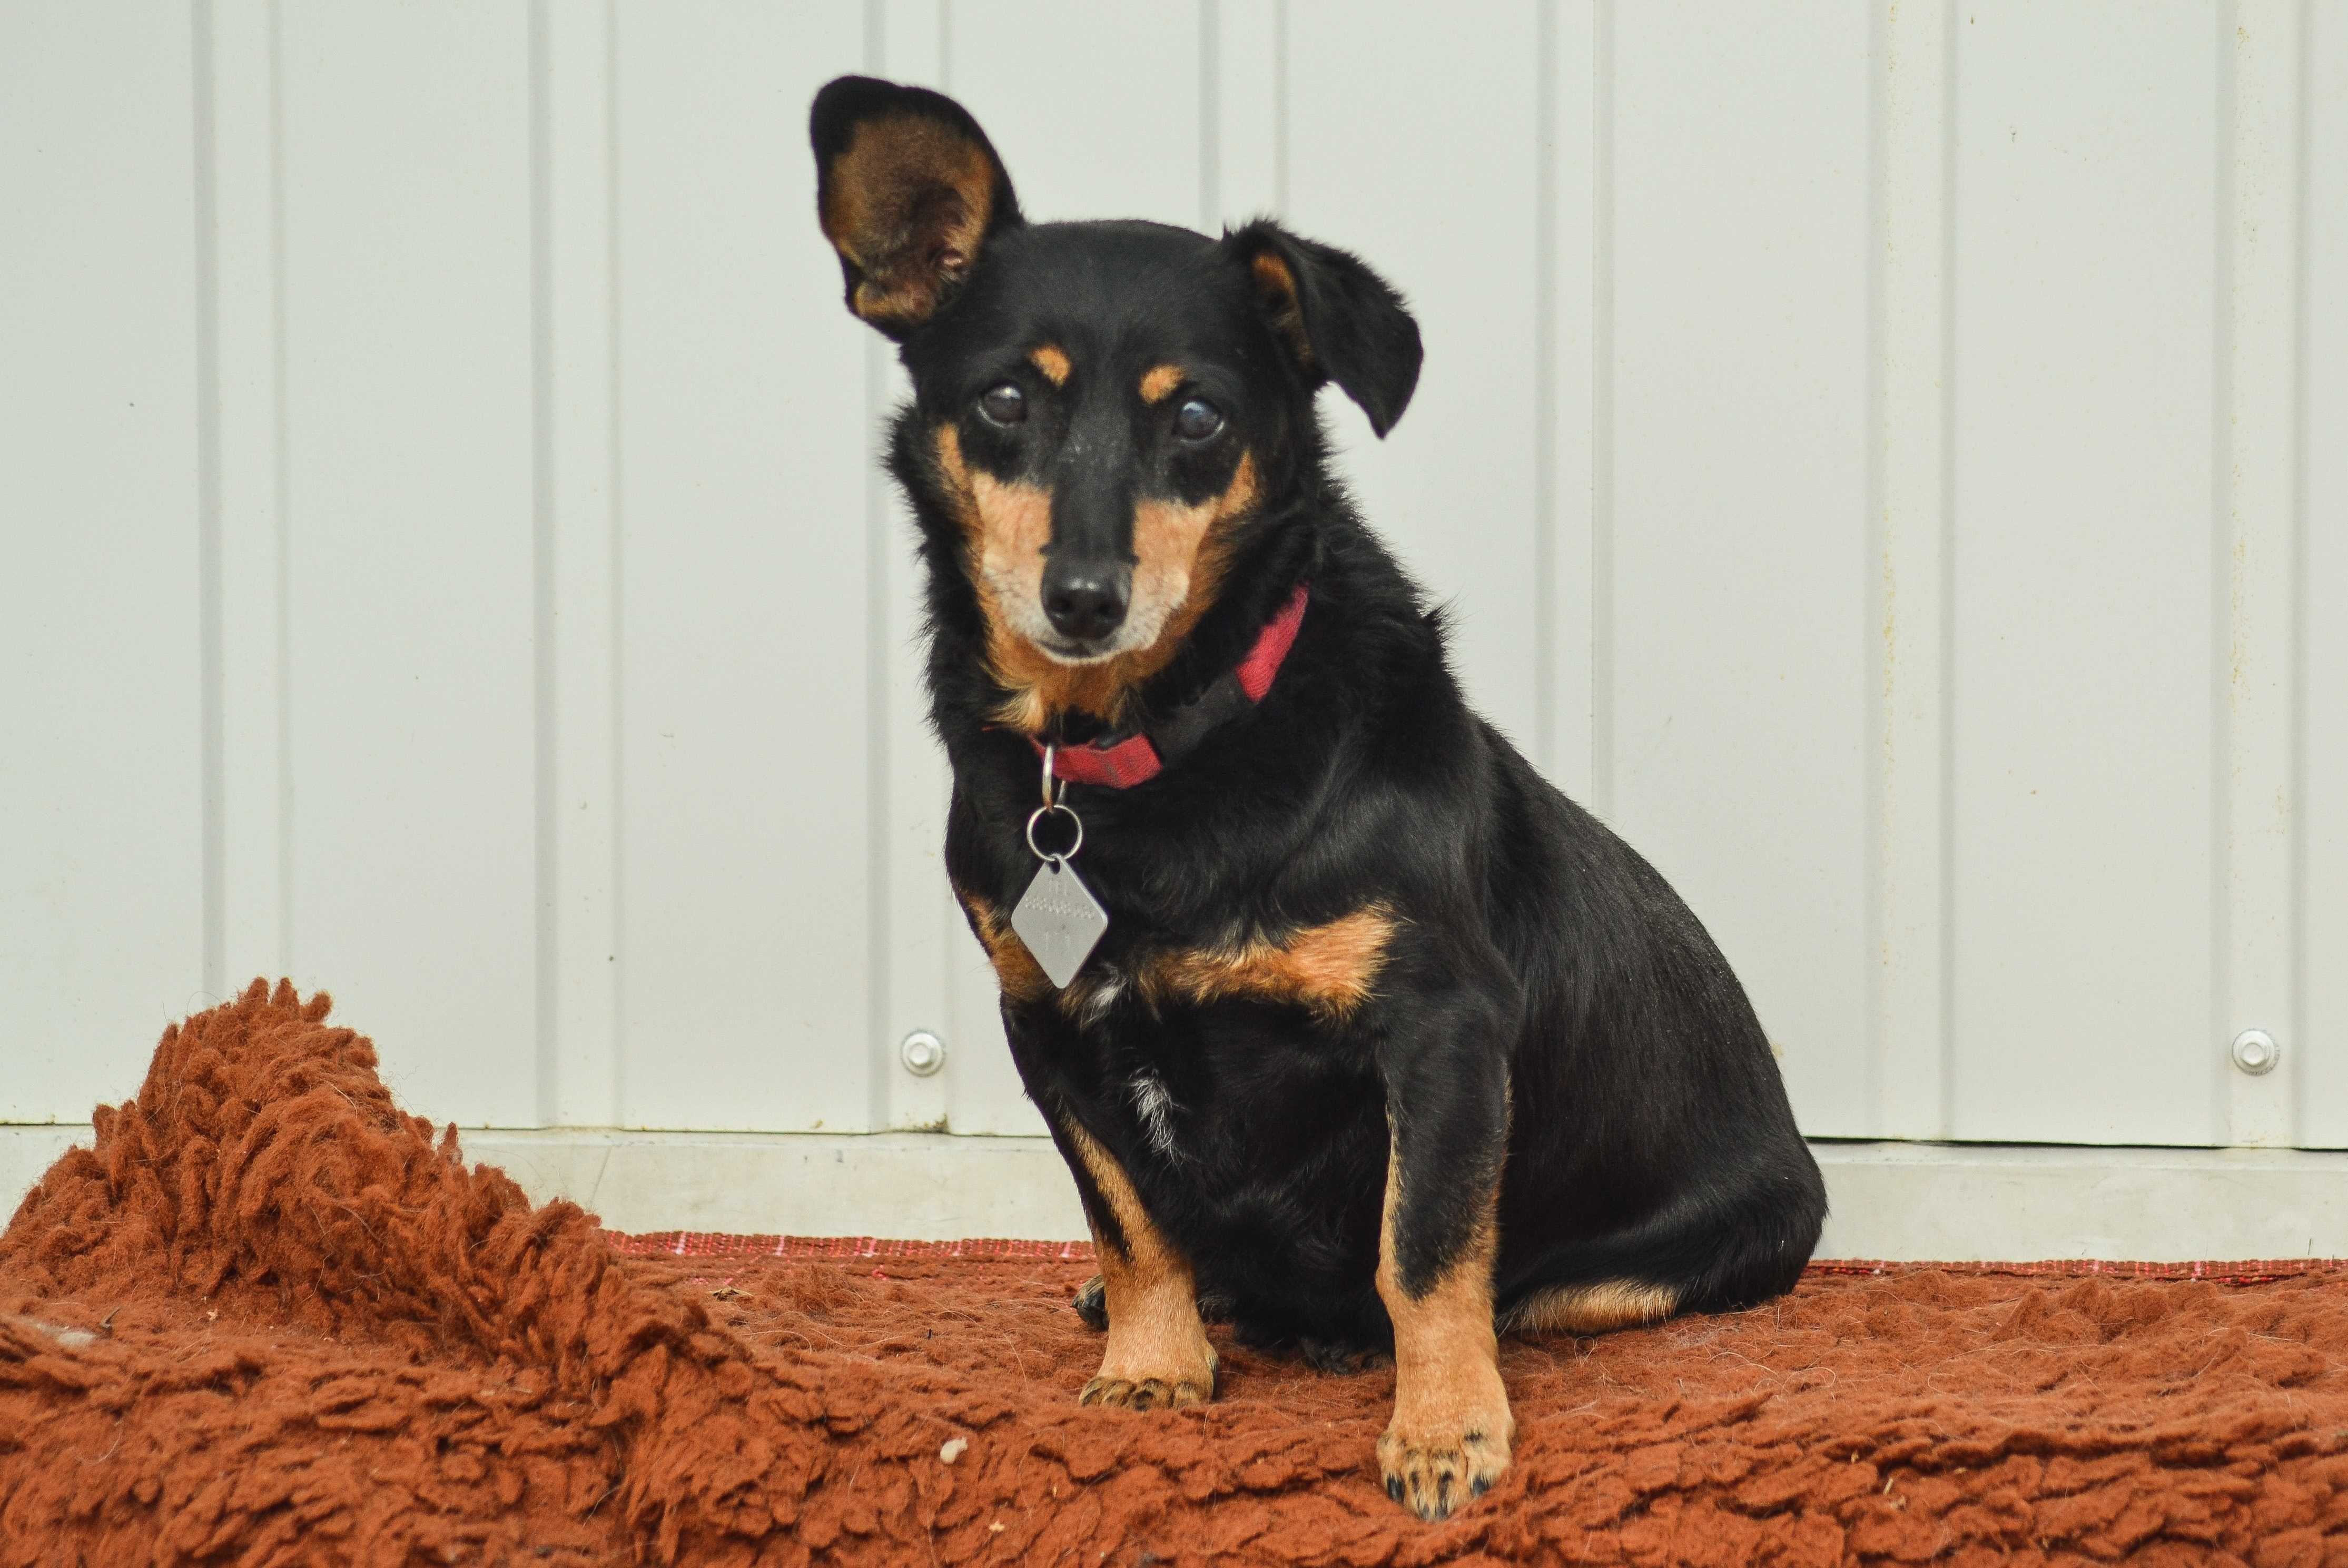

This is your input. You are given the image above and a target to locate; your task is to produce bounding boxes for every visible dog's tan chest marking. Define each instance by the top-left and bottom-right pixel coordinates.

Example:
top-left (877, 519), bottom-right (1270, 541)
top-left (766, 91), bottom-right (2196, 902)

top-left (1136, 906), bottom-right (1396, 1022)
top-left (1064, 1119), bottom-right (1217, 1409)
top-left (955, 891), bottom-right (1050, 1005)
top-left (932, 424), bottom-right (1258, 733)
top-left (972, 906), bottom-right (1397, 1024)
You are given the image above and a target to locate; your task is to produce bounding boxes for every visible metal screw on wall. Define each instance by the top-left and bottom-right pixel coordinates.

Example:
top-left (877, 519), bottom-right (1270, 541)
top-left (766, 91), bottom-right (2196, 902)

top-left (2230, 1028), bottom-right (2280, 1077)
top-left (900, 1030), bottom-right (946, 1077)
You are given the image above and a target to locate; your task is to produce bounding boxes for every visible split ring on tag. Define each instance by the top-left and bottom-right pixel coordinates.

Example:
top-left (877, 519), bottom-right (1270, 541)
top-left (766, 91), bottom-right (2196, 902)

top-left (1009, 741), bottom-right (1111, 988)
top-left (1027, 742), bottom-right (1082, 860)
top-left (1025, 803), bottom-right (1084, 863)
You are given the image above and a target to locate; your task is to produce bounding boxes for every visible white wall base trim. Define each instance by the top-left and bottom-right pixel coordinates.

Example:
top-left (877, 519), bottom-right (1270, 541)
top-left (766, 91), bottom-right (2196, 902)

top-left (1804, 1142), bottom-right (2348, 1263)
top-left (6, 1127), bottom-right (2346, 1263)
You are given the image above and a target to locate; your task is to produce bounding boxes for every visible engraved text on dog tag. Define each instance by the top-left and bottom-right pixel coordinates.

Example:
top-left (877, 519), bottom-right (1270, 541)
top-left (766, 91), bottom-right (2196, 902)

top-left (1010, 857), bottom-right (1110, 989)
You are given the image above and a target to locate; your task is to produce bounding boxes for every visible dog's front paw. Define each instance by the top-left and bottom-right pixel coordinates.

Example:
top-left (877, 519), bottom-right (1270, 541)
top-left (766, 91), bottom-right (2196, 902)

top-left (1078, 1328), bottom-right (1218, 1412)
top-left (1078, 1371), bottom-right (1210, 1410)
top-left (1377, 1424), bottom-right (1510, 1522)
top-left (1377, 1337), bottom-right (1514, 1521)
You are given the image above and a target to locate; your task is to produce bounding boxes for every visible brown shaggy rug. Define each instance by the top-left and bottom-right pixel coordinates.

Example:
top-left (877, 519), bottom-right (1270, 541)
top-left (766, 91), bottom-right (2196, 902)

top-left (4, 982), bottom-right (2346, 1566)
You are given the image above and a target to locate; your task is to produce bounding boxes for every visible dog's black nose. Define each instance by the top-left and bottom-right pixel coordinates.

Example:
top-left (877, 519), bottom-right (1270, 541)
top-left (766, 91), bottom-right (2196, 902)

top-left (1041, 569), bottom-right (1128, 643)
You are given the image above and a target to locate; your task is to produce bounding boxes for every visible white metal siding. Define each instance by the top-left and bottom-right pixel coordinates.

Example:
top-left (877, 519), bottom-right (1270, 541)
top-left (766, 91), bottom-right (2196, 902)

top-left (2, 4), bottom-right (206, 1120)
top-left (279, 4), bottom-right (543, 1126)
top-left (3, 1), bottom-right (2340, 1150)
top-left (1950, 6), bottom-right (2223, 1146)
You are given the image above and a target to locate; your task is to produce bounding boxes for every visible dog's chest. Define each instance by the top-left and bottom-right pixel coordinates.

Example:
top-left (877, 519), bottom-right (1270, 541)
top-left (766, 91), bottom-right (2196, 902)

top-left (1055, 942), bottom-right (1379, 1175)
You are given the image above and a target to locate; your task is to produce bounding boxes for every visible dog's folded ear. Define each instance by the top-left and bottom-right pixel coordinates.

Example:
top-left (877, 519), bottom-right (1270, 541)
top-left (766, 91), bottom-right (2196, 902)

top-left (811, 76), bottom-right (1021, 338)
top-left (1224, 221), bottom-right (1423, 438)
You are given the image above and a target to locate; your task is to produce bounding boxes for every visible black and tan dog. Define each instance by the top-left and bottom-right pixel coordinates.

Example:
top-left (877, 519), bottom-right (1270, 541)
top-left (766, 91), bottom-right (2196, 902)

top-left (810, 76), bottom-right (1826, 1521)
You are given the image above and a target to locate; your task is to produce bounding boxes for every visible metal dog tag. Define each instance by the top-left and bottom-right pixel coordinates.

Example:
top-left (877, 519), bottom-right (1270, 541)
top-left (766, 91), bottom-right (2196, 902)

top-left (1010, 857), bottom-right (1110, 989)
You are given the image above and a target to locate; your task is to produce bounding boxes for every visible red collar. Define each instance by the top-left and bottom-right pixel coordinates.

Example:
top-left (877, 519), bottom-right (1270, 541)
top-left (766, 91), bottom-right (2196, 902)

top-left (1028, 581), bottom-right (1309, 790)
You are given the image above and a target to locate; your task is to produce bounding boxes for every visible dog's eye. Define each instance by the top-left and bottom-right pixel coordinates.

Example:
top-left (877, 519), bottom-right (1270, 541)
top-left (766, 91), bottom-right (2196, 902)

top-left (978, 383), bottom-right (1028, 426)
top-left (1173, 397), bottom-right (1225, 443)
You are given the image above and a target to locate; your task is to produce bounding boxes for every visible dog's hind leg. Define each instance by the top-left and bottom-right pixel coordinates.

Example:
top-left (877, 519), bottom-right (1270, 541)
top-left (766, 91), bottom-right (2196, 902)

top-left (1070, 1274), bottom-right (1108, 1331)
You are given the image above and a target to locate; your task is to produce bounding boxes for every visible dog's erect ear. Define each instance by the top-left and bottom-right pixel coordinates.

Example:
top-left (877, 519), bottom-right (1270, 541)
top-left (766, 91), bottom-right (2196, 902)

top-left (811, 75), bottom-right (1021, 338)
top-left (1224, 221), bottom-right (1422, 438)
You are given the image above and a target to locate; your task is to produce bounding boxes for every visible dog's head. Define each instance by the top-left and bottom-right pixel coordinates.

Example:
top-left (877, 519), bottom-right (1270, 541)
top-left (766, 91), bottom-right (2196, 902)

top-left (811, 75), bottom-right (1420, 729)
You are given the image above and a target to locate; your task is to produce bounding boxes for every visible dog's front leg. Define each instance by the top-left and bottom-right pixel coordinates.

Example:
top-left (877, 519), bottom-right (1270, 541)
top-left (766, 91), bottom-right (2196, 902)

top-left (1051, 1112), bottom-right (1217, 1411)
top-left (1375, 1015), bottom-right (1513, 1521)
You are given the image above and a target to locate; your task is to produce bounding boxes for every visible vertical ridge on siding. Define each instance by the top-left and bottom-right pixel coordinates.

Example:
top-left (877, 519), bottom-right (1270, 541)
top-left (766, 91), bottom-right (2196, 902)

top-left (1541, 3), bottom-right (1597, 807)
top-left (1863, 0), bottom-right (1885, 1130)
top-left (605, 1), bottom-right (627, 1125)
top-left (1873, 0), bottom-right (1957, 1139)
top-left (214, 0), bottom-right (292, 994)
top-left (1864, 0), bottom-right (1887, 1131)
top-left (1531, 0), bottom-right (1557, 777)
top-left (193, 0), bottom-right (227, 1002)
top-left (270, 0), bottom-right (293, 979)
top-left (529, 0), bottom-right (560, 1127)
top-left (1589, 0), bottom-right (1615, 821)
top-left (863, 0), bottom-right (897, 1137)
top-left (2302, 0), bottom-right (2346, 1150)
top-left (1936, 0), bottom-right (1960, 1138)
top-left (2288, 0), bottom-right (2315, 1148)
top-left (2211, 0), bottom-right (2241, 1147)
top-left (2219, 0), bottom-right (2309, 1148)
top-left (1199, 0), bottom-right (1219, 230)
top-left (544, 0), bottom-right (620, 1129)
top-left (1271, 0), bottom-right (1288, 212)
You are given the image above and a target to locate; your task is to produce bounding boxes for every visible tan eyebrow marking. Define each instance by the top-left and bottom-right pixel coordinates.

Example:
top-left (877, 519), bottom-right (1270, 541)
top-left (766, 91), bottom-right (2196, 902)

top-left (1029, 343), bottom-right (1072, 386)
top-left (1139, 363), bottom-right (1185, 404)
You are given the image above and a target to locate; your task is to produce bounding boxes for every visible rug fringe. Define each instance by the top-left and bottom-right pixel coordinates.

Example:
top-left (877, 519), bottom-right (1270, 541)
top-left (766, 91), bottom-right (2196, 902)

top-left (606, 1231), bottom-right (2348, 1285)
